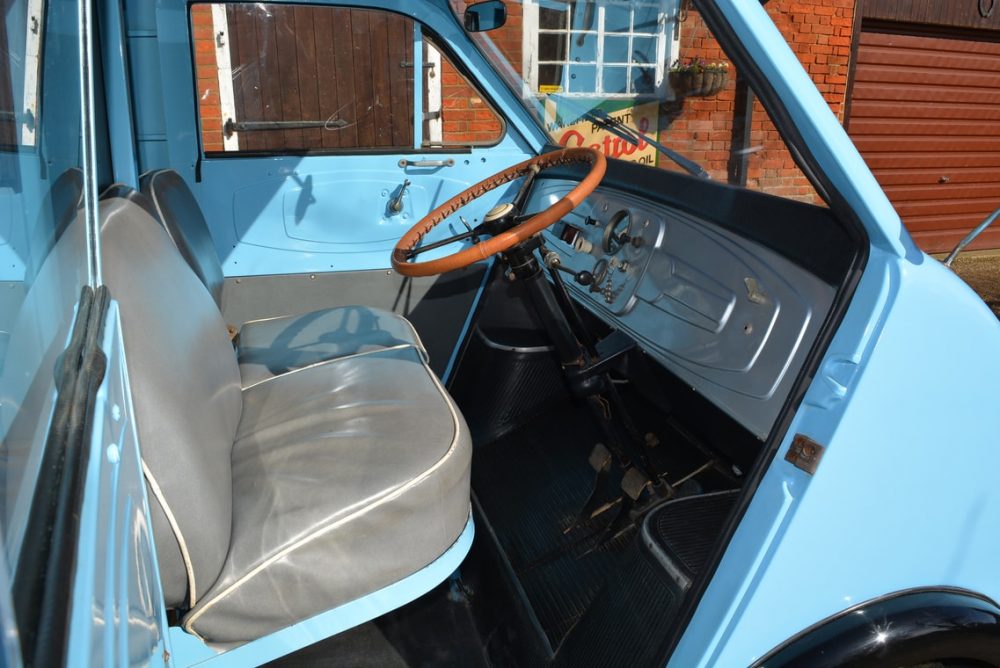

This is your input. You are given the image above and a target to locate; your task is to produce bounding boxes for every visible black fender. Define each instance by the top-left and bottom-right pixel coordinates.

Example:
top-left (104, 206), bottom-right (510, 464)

top-left (754, 588), bottom-right (1000, 667)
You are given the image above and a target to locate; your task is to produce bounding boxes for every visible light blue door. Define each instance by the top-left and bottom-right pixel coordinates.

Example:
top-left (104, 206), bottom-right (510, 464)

top-left (177, 3), bottom-right (535, 275)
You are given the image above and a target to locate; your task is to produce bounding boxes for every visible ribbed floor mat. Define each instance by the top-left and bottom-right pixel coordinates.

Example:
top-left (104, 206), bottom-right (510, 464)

top-left (646, 490), bottom-right (739, 578)
top-left (472, 401), bottom-right (634, 649)
top-left (551, 491), bottom-right (740, 668)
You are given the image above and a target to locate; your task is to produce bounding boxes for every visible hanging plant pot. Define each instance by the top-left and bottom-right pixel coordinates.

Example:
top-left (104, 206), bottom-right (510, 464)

top-left (669, 69), bottom-right (729, 97)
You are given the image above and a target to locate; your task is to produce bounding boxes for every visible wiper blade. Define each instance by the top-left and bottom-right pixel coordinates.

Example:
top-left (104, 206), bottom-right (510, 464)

top-left (582, 109), bottom-right (710, 179)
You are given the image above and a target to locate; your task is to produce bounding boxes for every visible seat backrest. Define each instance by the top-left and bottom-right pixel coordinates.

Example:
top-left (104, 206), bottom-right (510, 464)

top-left (99, 192), bottom-right (242, 608)
top-left (139, 170), bottom-right (225, 309)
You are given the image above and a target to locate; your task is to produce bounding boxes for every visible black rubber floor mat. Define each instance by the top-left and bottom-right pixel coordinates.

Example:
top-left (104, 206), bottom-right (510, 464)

top-left (266, 579), bottom-right (489, 668)
top-left (646, 490), bottom-right (740, 578)
top-left (264, 623), bottom-right (408, 668)
top-left (473, 401), bottom-right (635, 648)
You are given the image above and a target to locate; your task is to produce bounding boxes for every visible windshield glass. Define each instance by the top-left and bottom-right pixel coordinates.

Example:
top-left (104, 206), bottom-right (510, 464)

top-left (1, 0), bottom-right (91, 597)
top-left (454, 0), bottom-right (826, 205)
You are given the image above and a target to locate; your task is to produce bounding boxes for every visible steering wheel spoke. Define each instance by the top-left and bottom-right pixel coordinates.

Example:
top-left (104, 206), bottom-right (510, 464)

top-left (392, 147), bottom-right (606, 277)
top-left (404, 227), bottom-right (483, 260)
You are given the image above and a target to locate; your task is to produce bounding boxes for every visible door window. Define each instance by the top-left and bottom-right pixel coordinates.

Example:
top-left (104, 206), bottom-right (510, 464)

top-left (193, 3), bottom-right (504, 154)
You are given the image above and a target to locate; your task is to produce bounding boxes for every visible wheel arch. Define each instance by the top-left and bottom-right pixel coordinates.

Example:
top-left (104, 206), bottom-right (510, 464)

top-left (754, 587), bottom-right (1000, 667)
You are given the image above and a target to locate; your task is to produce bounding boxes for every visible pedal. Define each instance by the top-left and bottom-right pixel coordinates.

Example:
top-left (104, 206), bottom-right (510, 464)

top-left (621, 466), bottom-right (650, 501)
top-left (565, 444), bottom-right (615, 534)
top-left (588, 442), bottom-right (612, 472)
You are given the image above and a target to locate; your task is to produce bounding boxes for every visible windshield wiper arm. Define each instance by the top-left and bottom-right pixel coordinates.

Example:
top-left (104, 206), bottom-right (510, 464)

top-left (582, 109), bottom-right (710, 179)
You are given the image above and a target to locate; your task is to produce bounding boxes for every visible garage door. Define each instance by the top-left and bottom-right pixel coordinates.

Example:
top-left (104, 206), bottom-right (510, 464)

top-left (848, 30), bottom-right (1000, 253)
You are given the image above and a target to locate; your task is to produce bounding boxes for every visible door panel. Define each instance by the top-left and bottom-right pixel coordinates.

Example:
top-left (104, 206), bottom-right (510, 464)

top-left (199, 149), bottom-right (527, 274)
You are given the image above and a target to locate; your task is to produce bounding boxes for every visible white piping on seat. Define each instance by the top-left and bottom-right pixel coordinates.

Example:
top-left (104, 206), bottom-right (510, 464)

top-left (183, 357), bottom-right (464, 638)
top-left (142, 458), bottom-right (199, 607)
top-left (399, 317), bottom-right (430, 364)
top-left (239, 343), bottom-right (417, 391)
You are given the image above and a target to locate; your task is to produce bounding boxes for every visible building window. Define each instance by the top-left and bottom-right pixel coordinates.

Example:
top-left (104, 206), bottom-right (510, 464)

top-left (524, 0), bottom-right (679, 98)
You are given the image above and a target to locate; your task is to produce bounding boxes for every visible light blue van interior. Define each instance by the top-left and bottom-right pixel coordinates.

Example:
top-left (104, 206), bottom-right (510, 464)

top-left (9, 0), bottom-right (1000, 666)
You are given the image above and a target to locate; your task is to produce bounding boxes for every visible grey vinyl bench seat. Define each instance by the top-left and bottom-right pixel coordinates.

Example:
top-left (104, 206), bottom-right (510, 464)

top-left (98, 192), bottom-right (472, 643)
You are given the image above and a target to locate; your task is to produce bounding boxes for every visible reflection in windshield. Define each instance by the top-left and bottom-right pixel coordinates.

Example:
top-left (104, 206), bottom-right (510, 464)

top-left (0, 0), bottom-right (88, 575)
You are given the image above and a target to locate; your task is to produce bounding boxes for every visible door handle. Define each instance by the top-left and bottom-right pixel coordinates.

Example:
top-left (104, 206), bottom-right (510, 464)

top-left (398, 158), bottom-right (454, 168)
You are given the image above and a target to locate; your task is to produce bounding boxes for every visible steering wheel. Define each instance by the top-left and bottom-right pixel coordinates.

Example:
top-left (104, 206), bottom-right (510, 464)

top-left (391, 147), bottom-right (606, 277)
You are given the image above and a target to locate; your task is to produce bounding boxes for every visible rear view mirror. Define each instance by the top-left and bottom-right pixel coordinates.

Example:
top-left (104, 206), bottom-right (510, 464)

top-left (464, 1), bottom-right (507, 32)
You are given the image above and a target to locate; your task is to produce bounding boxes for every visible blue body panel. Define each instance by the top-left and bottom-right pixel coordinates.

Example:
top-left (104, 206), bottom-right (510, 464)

top-left (671, 250), bottom-right (1000, 665)
top-left (67, 302), bottom-right (170, 667)
top-left (665, 2), bottom-right (1000, 664)
top-left (98, 0), bottom-right (139, 188)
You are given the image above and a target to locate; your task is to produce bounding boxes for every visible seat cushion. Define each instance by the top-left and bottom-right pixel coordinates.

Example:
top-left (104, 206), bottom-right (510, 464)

top-left (236, 305), bottom-right (428, 387)
top-left (182, 346), bottom-right (472, 642)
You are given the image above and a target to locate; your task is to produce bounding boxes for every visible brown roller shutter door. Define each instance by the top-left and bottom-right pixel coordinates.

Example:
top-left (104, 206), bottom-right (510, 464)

top-left (848, 31), bottom-right (1000, 253)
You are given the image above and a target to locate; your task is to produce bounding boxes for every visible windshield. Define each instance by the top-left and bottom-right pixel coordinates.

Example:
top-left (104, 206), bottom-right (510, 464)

top-left (454, 0), bottom-right (826, 205)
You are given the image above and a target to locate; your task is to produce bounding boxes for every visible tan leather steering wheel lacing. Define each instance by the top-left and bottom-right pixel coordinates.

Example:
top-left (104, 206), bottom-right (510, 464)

top-left (391, 147), bottom-right (607, 277)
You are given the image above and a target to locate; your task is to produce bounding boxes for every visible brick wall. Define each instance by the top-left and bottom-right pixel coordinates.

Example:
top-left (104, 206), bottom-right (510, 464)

top-left (191, 5), bottom-right (224, 152)
top-left (659, 0), bottom-right (855, 201)
top-left (437, 1), bottom-right (517, 144)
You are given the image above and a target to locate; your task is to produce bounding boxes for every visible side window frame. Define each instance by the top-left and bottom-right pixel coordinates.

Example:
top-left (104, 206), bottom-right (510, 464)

top-left (191, 3), bottom-right (506, 158)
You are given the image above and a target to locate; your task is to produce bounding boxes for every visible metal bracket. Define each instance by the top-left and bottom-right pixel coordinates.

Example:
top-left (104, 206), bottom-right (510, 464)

top-left (784, 434), bottom-right (825, 475)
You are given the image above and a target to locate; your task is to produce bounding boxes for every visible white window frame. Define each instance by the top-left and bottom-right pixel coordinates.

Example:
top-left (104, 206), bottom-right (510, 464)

top-left (522, 0), bottom-right (680, 99)
top-left (20, 0), bottom-right (45, 146)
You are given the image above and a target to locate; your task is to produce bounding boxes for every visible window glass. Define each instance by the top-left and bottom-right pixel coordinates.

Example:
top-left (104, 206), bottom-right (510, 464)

top-left (457, 0), bottom-right (826, 205)
top-left (530, 0), bottom-right (675, 98)
top-left (194, 3), bottom-right (503, 154)
top-left (0, 0), bottom-right (89, 583)
top-left (425, 35), bottom-right (504, 147)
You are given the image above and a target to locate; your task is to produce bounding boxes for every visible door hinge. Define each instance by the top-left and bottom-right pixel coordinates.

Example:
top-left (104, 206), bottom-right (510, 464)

top-left (784, 434), bottom-right (825, 475)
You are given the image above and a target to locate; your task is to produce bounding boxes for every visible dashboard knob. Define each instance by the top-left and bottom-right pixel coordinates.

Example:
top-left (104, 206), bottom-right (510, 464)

top-left (574, 270), bottom-right (594, 286)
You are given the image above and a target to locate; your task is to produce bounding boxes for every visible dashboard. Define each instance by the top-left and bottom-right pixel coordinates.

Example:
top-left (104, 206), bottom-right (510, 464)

top-left (529, 179), bottom-right (835, 440)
